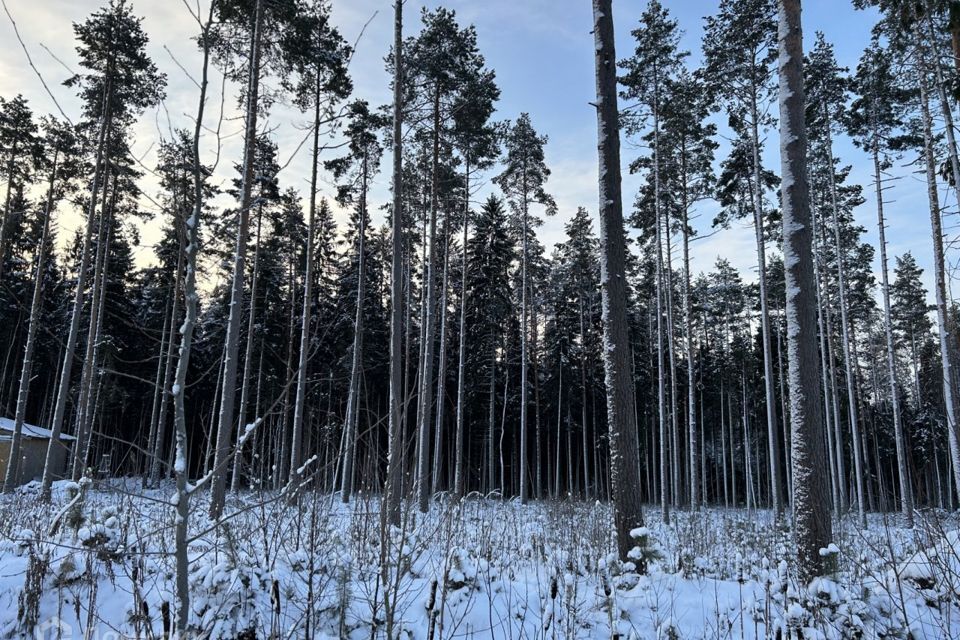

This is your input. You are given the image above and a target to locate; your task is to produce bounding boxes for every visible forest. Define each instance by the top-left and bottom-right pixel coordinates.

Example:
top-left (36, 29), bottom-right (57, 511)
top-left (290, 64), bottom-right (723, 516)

top-left (0, 0), bottom-right (958, 637)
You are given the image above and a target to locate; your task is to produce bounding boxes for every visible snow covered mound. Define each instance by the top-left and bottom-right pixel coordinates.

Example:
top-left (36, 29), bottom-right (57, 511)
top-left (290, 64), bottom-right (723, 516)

top-left (0, 481), bottom-right (956, 639)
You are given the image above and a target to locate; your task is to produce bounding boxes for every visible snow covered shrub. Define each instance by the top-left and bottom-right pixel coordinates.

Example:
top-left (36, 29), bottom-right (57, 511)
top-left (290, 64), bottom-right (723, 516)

top-left (627, 526), bottom-right (663, 576)
top-left (64, 479), bottom-right (89, 533)
top-left (446, 546), bottom-right (480, 593)
top-left (818, 542), bottom-right (840, 578)
top-left (190, 551), bottom-right (270, 639)
top-left (77, 504), bottom-right (122, 560)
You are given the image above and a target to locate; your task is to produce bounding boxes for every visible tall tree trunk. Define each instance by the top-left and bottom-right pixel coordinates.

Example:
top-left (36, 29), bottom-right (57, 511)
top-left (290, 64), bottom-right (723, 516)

top-left (812, 211), bottom-right (841, 514)
top-left (593, 0), bottom-right (646, 565)
top-left (453, 158), bottom-right (470, 498)
top-left (487, 330), bottom-right (497, 493)
top-left (341, 156), bottom-right (369, 501)
top-left (149, 230), bottom-right (184, 486)
top-left (656, 189), bottom-right (669, 523)
top-left (823, 106), bottom-right (867, 526)
top-left (532, 304), bottom-right (544, 500)
top-left (749, 85), bottom-right (783, 516)
top-left (40, 77), bottom-right (113, 500)
top-left (172, 8), bottom-right (213, 630)
top-left (919, 68), bottom-right (960, 499)
top-left (290, 67), bottom-right (321, 504)
top-left (210, 0), bottom-right (264, 519)
top-left (665, 226), bottom-right (681, 506)
top-left (415, 88), bottom-right (442, 514)
top-left (778, 0), bottom-right (833, 580)
top-left (230, 209), bottom-right (263, 491)
top-left (872, 141), bottom-right (913, 524)
top-left (518, 181), bottom-right (530, 505)
top-left (72, 179), bottom-right (115, 479)
top-left (145, 299), bottom-right (170, 478)
top-left (681, 184), bottom-right (699, 509)
top-left (431, 213), bottom-right (450, 495)
top-left (579, 291), bottom-right (591, 498)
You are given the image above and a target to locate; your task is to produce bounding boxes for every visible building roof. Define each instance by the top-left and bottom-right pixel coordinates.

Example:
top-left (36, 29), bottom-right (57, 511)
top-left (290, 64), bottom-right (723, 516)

top-left (0, 417), bottom-right (76, 441)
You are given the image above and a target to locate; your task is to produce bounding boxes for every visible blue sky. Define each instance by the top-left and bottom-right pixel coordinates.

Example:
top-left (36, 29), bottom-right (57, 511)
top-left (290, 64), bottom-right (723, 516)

top-left (0, 0), bottom-right (944, 297)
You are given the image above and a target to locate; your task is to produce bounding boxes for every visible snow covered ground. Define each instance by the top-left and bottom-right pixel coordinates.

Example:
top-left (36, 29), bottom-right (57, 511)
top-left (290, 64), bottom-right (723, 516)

top-left (0, 480), bottom-right (957, 639)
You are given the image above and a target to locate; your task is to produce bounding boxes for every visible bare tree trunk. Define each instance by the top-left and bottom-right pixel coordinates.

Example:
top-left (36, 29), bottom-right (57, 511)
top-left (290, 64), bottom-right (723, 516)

top-left (415, 88), bottom-right (441, 514)
top-left (593, 0), bottom-right (646, 564)
top-left (172, 7), bottom-right (214, 630)
top-left (488, 332), bottom-right (496, 493)
top-left (823, 107), bottom-right (867, 526)
top-left (665, 227), bottom-right (681, 506)
top-left (656, 190), bottom-right (669, 523)
top-left (532, 304), bottom-right (544, 500)
top-left (149, 237), bottom-right (183, 486)
top-left (341, 157), bottom-right (369, 501)
top-left (453, 158), bottom-right (470, 498)
top-left (144, 300), bottom-right (169, 478)
top-left (431, 215), bottom-right (450, 495)
top-left (872, 141), bottom-right (913, 524)
top-left (210, 0), bottom-right (264, 520)
top-left (518, 184), bottom-right (530, 505)
top-left (812, 212), bottom-right (840, 514)
top-left (778, 0), bottom-right (833, 580)
top-left (72, 180), bottom-right (115, 480)
top-left (749, 87), bottom-right (783, 517)
top-left (291, 67), bottom-right (321, 503)
top-left (230, 209), bottom-right (263, 491)
top-left (919, 68), bottom-right (960, 499)
top-left (682, 190), bottom-right (698, 509)
top-left (40, 77), bottom-right (113, 501)
top-left (381, 0), bottom-right (409, 526)
top-left (579, 292), bottom-right (591, 499)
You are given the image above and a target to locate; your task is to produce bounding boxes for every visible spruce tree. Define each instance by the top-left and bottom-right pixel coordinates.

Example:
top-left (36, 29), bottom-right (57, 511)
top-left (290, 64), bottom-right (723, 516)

top-left (0, 95), bottom-right (42, 286)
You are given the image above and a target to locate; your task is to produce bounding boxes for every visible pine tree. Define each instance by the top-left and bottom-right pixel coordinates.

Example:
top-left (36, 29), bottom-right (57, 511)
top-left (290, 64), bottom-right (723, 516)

top-left (554, 207), bottom-right (602, 500)
top-left (208, 0), bottom-right (305, 517)
top-left (41, 0), bottom-right (164, 499)
top-left (847, 38), bottom-right (916, 524)
top-left (620, 0), bottom-right (688, 518)
top-left (659, 71), bottom-right (717, 509)
top-left (704, 0), bottom-right (786, 516)
top-left (403, 8), bottom-right (494, 511)
top-left (286, 0), bottom-right (351, 494)
top-left (450, 49), bottom-right (499, 499)
top-left (494, 113), bottom-right (555, 504)
top-left (892, 253), bottom-right (933, 404)
top-left (325, 100), bottom-right (387, 501)
top-left (805, 32), bottom-right (869, 525)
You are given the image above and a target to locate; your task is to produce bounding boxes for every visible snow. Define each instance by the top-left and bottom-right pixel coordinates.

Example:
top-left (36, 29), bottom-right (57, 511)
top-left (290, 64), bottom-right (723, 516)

top-left (0, 417), bottom-right (75, 441)
top-left (0, 481), bottom-right (956, 639)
